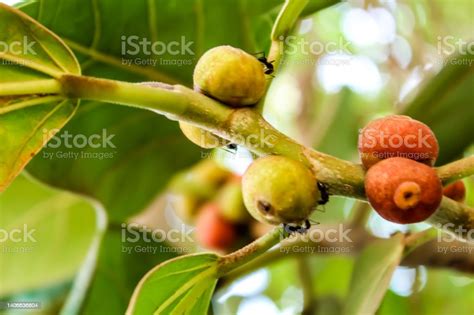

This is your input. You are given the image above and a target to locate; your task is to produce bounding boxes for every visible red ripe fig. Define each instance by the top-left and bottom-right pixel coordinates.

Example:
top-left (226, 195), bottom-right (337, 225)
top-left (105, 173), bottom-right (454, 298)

top-left (195, 203), bottom-right (237, 251)
top-left (365, 157), bottom-right (442, 224)
top-left (443, 180), bottom-right (466, 203)
top-left (358, 115), bottom-right (439, 169)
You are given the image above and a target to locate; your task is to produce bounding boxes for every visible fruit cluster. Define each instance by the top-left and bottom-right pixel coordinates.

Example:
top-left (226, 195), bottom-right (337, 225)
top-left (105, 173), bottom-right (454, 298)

top-left (174, 46), bottom-right (468, 231)
top-left (180, 45), bottom-right (267, 149)
top-left (360, 115), bottom-right (465, 224)
top-left (174, 45), bottom-right (326, 232)
top-left (168, 159), bottom-right (265, 252)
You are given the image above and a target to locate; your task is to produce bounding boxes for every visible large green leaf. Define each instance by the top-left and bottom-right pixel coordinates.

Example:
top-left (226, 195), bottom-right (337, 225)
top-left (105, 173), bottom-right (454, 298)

top-left (18, 0), bottom-right (288, 222)
top-left (126, 253), bottom-right (219, 315)
top-left (77, 227), bottom-right (178, 315)
top-left (379, 269), bottom-right (474, 315)
top-left (18, 0), bottom-right (342, 221)
top-left (0, 174), bottom-right (98, 297)
top-left (403, 52), bottom-right (474, 165)
top-left (342, 234), bottom-right (405, 315)
top-left (20, 0), bottom-right (284, 85)
top-left (8, 2), bottom-right (283, 314)
top-left (26, 105), bottom-right (201, 222)
top-left (0, 3), bottom-right (80, 191)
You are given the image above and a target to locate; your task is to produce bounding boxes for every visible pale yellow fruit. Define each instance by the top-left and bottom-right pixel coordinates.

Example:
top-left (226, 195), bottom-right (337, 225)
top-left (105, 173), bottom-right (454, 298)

top-left (242, 155), bottom-right (319, 225)
top-left (193, 45), bottom-right (266, 107)
top-left (179, 121), bottom-right (229, 149)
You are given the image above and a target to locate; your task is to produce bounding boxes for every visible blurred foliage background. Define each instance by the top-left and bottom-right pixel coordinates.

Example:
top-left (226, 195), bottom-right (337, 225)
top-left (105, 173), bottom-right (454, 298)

top-left (0, 0), bottom-right (473, 314)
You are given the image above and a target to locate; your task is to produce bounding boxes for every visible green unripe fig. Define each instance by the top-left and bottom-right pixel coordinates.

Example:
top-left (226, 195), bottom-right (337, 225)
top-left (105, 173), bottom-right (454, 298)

top-left (193, 45), bottom-right (266, 107)
top-left (215, 176), bottom-right (251, 224)
top-left (179, 121), bottom-right (229, 148)
top-left (242, 155), bottom-right (320, 225)
top-left (169, 192), bottom-right (199, 224)
top-left (169, 159), bottom-right (231, 200)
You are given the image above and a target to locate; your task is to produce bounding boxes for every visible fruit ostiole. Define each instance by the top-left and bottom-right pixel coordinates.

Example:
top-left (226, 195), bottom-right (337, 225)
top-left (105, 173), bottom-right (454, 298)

top-left (364, 157), bottom-right (443, 224)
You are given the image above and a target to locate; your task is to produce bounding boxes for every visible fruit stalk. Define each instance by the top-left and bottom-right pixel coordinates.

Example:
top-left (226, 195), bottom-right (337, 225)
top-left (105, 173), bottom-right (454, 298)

top-left (218, 226), bottom-right (284, 276)
top-left (436, 155), bottom-right (474, 185)
top-left (220, 225), bottom-right (474, 285)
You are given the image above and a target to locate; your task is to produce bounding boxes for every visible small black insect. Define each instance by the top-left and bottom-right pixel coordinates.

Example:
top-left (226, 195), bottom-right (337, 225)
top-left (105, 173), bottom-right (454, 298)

top-left (283, 219), bottom-right (311, 235)
top-left (317, 182), bottom-right (330, 205)
top-left (223, 143), bottom-right (238, 154)
top-left (254, 52), bottom-right (274, 75)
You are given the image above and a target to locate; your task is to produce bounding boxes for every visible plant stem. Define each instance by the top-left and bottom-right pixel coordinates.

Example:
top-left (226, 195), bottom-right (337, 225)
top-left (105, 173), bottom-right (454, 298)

top-left (218, 226), bottom-right (283, 276)
top-left (349, 201), bottom-right (372, 227)
top-left (436, 155), bottom-right (474, 184)
top-left (57, 74), bottom-right (474, 240)
top-left (0, 79), bottom-right (61, 96)
top-left (255, 0), bottom-right (303, 113)
top-left (427, 197), bottom-right (474, 238)
top-left (297, 257), bottom-right (316, 315)
top-left (220, 225), bottom-right (474, 285)
top-left (59, 74), bottom-right (365, 196)
top-left (254, 40), bottom-right (283, 113)
top-left (403, 228), bottom-right (437, 257)
top-left (271, 0), bottom-right (309, 40)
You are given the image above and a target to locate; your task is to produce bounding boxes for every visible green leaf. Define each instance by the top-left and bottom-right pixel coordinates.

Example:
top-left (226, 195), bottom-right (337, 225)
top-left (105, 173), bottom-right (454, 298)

top-left (26, 105), bottom-right (202, 222)
top-left (18, 0), bottom-right (286, 222)
top-left (403, 52), bottom-right (474, 164)
top-left (12, 1), bottom-right (287, 312)
top-left (21, 0), bottom-right (282, 85)
top-left (0, 174), bottom-right (98, 297)
top-left (342, 234), bottom-right (405, 315)
top-left (18, 0), bottom-right (345, 221)
top-left (126, 253), bottom-right (219, 315)
top-left (271, 0), bottom-right (309, 40)
top-left (302, 0), bottom-right (340, 16)
top-left (0, 3), bottom-right (80, 191)
top-left (78, 227), bottom-right (179, 315)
